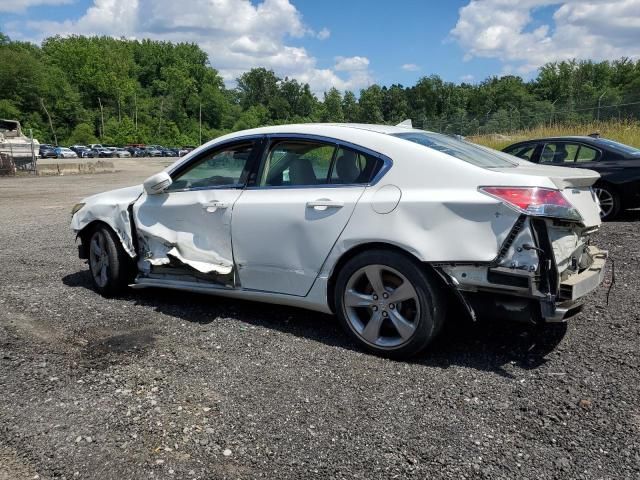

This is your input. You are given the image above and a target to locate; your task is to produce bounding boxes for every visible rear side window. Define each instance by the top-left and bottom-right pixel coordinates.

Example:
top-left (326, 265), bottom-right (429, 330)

top-left (261, 141), bottom-right (335, 186)
top-left (576, 145), bottom-right (598, 162)
top-left (260, 140), bottom-right (384, 187)
top-left (330, 148), bottom-right (383, 184)
top-left (540, 143), bottom-right (578, 164)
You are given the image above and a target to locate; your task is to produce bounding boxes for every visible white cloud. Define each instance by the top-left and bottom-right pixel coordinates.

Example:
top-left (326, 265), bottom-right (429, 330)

top-left (334, 56), bottom-right (370, 72)
top-left (0, 0), bottom-right (72, 13)
top-left (451, 0), bottom-right (640, 73)
top-left (460, 74), bottom-right (475, 82)
top-left (12, 0), bottom-right (371, 94)
top-left (316, 27), bottom-right (331, 40)
top-left (401, 63), bottom-right (420, 72)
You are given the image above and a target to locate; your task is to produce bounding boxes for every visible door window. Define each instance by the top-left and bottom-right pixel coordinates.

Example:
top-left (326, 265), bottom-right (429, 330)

top-left (576, 145), bottom-right (598, 162)
top-left (506, 144), bottom-right (536, 161)
top-left (540, 143), bottom-right (578, 164)
top-left (168, 142), bottom-right (255, 191)
top-left (330, 148), bottom-right (384, 184)
top-left (260, 141), bottom-right (336, 186)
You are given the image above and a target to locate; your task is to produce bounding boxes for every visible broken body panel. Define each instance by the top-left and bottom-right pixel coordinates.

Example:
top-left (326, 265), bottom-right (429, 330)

top-left (71, 124), bottom-right (606, 323)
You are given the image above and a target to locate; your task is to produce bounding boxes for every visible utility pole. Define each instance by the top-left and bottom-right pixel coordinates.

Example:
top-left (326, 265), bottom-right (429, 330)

top-left (549, 99), bottom-right (559, 126)
top-left (597, 90), bottom-right (607, 121)
top-left (98, 97), bottom-right (105, 139)
top-left (199, 102), bottom-right (202, 145)
top-left (40, 98), bottom-right (57, 145)
top-left (134, 91), bottom-right (138, 133)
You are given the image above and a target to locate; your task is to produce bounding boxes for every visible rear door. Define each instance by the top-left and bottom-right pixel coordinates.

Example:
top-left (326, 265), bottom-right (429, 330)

top-left (231, 136), bottom-right (384, 296)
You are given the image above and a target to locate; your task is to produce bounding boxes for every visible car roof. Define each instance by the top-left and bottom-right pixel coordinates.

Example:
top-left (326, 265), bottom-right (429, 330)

top-left (508, 136), bottom-right (603, 145)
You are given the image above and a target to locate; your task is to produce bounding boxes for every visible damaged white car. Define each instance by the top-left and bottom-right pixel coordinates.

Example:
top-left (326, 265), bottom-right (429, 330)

top-left (71, 123), bottom-right (607, 357)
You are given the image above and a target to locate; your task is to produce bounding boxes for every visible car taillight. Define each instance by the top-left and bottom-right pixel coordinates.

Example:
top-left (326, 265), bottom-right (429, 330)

top-left (479, 186), bottom-right (582, 221)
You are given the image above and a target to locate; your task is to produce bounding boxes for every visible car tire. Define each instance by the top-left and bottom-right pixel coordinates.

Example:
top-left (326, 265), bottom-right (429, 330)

top-left (594, 185), bottom-right (621, 220)
top-left (334, 249), bottom-right (446, 358)
top-left (87, 225), bottom-right (135, 296)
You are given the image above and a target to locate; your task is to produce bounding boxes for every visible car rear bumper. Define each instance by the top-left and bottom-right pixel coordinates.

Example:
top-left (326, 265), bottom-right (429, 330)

top-left (439, 242), bottom-right (608, 325)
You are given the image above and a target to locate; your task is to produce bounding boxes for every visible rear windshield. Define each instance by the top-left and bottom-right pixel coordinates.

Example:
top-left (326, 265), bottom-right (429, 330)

top-left (595, 138), bottom-right (640, 156)
top-left (392, 131), bottom-right (517, 168)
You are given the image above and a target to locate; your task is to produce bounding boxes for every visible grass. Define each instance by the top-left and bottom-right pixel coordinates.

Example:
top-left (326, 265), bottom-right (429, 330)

top-left (468, 119), bottom-right (640, 151)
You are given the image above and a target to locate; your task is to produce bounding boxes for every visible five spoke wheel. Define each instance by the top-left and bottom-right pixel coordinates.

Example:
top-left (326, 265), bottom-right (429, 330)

top-left (89, 229), bottom-right (110, 288)
top-left (344, 264), bottom-right (421, 348)
top-left (593, 187), bottom-right (618, 220)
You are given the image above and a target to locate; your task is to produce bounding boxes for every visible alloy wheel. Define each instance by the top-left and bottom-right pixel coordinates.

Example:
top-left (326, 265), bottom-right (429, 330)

top-left (593, 187), bottom-right (614, 218)
top-left (89, 230), bottom-right (110, 288)
top-left (343, 264), bottom-right (420, 348)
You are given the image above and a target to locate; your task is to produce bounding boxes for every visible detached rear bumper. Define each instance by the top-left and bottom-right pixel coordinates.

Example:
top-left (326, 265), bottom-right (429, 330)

top-left (541, 246), bottom-right (607, 322)
top-left (438, 244), bottom-right (608, 325)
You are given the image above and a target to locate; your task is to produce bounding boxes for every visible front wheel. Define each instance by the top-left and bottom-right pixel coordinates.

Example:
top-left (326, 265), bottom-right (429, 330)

top-left (334, 250), bottom-right (446, 358)
top-left (594, 186), bottom-right (621, 220)
top-left (88, 226), bottom-right (135, 296)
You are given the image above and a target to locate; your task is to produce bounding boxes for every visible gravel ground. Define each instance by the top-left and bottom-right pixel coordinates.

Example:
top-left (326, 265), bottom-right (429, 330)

top-left (0, 163), bottom-right (639, 479)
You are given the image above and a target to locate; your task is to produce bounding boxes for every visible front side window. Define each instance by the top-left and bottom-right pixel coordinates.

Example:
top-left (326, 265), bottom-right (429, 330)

top-left (505, 144), bottom-right (536, 161)
top-left (168, 142), bottom-right (255, 191)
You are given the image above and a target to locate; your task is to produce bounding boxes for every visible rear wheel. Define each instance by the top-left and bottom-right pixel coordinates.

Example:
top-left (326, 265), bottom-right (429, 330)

top-left (594, 185), bottom-right (620, 220)
top-left (88, 225), bottom-right (135, 296)
top-left (335, 250), bottom-right (446, 358)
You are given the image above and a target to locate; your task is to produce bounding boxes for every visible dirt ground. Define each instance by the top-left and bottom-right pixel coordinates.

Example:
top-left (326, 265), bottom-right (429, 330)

top-left (0, 160), bottom-right (639, 479)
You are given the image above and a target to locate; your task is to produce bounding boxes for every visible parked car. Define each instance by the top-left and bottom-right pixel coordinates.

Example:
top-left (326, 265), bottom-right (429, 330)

top-left (71, 123), bottom-right (606, 358)
top-left (160, 147), bottom-right (177, 157)
top-left (143, 146), bottom-right (163, 157)
top-left (125, 146), bottom-right (144, 157)
top-left (69, 145), bottom-right (96, 158)
top-left (89, 144), bottom-right (115, 158)
top-left (503, 136), bottom-right (640, 219)
top-left (54, 147), bottom-right (78, 159)
top-left (179, 146), bottom-right (196, 156)
top-left (39, 144), bottom-right (58, 158)
top-left (113, 147), bottom-right (132, 158)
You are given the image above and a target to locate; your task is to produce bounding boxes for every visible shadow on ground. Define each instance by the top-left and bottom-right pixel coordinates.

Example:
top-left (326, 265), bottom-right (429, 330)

top-left (63, 270), bottom-right (567, 377)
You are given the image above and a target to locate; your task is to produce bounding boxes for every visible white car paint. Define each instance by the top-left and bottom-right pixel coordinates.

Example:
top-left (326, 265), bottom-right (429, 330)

top-left (71, 123), bottom-right (606, 322)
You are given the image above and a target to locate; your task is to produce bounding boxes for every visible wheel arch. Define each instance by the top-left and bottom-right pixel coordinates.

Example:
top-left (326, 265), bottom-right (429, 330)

top-left (325, 241), bottom-right (446, 314)
top-left (77, 219), bottom-right (136, 259)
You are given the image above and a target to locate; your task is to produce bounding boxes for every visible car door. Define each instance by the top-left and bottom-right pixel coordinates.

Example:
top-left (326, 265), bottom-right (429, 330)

top-left (231, 136), bottom-right (385, 296)
top-left (133, 138), bottom-right (261, 277)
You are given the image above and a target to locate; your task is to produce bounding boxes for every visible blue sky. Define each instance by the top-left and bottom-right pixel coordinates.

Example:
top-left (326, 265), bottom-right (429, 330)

top-left (1, 0), bottom-right (639, 94)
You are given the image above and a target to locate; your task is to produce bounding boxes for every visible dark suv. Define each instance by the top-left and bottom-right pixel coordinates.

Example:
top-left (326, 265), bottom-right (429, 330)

top-left (503, 136), bottom-right (640, 219)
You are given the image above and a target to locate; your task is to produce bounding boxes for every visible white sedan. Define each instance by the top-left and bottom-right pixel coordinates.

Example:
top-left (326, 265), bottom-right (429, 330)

top-left (70, 123), bottom-right (607, 357)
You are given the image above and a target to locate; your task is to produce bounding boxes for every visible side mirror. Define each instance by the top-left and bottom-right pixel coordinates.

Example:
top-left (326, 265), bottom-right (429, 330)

top-left (143, 171), bottom-right (172, 195)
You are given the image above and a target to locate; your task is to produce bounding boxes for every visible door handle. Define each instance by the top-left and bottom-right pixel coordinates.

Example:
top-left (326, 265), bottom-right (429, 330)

top-left (202, 201), bottom-right (228, 212)
top-left (306, 199), bottom-right (344, 210)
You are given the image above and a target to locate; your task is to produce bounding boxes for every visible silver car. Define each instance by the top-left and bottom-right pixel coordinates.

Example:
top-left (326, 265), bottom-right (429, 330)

top-left (70, 123), bottom-right (607, 357)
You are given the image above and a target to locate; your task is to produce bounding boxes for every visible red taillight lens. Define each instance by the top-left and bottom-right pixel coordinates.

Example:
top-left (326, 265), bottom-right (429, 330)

top-left (480, 186), bottom-right (582, 221)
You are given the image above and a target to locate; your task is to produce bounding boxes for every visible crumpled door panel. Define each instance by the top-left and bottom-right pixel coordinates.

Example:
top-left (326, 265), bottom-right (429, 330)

top-left (133, 189), bottom-right (242, 275)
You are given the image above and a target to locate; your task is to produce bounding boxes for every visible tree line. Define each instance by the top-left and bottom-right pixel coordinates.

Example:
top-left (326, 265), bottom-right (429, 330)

top-left (1, 33), bottom-right (639, 146)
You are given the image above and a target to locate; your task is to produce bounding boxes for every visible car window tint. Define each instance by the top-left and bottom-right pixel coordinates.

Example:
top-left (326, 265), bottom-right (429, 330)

top-left (393, 131), bottom-right (517, 168)
top-left (540, 143), bottom-right (576, 164)
top-left (167, 142), bottom-right (254, 191)
top-left (261, 141), bottom-right (336, 187)
top-left (576, 145), bottom-right (598, 162)
top-left (330, 148), bottom-right (383, 184)
top-left (506, 144), bottom-right (536, 160)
